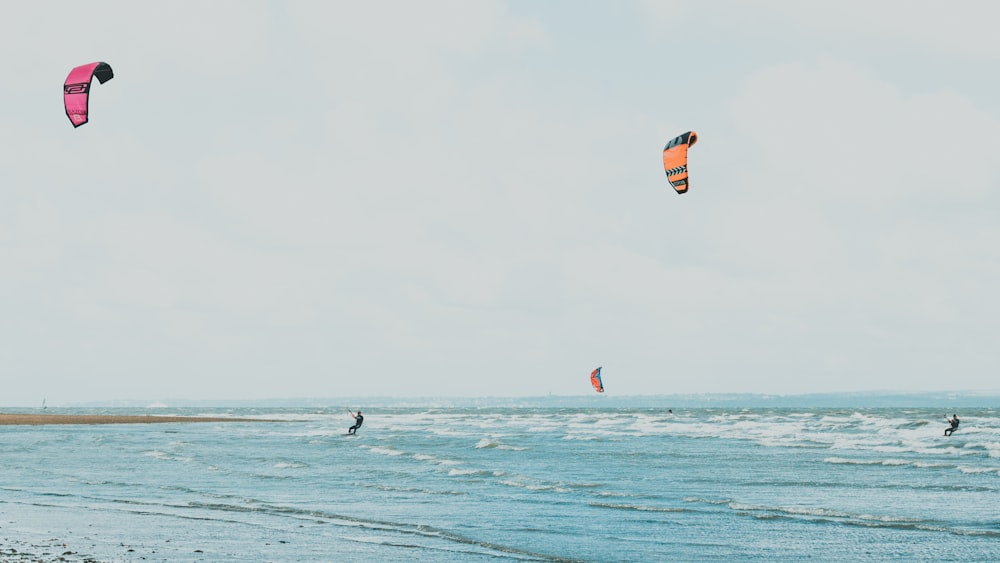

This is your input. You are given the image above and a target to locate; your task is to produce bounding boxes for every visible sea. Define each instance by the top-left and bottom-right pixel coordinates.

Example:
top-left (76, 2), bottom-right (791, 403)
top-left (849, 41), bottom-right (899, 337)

top-left (2, 398), bottom-right (999, 562)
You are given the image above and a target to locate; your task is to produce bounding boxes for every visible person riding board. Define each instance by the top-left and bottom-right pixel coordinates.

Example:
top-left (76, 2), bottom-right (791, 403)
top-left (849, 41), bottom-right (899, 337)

top-left (348, 410), bottom-right (364, 435)
top-left (944, 414), bottom-right (960, 436)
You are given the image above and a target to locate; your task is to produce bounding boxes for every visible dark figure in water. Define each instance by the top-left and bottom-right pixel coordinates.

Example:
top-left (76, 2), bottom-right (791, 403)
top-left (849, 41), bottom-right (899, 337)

top-left (348, 410), bottom-right (364, 435)
top-left (944, 414), bottom-right (960, 436)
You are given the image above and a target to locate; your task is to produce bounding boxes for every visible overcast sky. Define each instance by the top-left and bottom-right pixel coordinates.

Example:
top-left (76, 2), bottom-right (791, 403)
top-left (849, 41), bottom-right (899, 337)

top-left (2, 1), bottom-right (998, 405)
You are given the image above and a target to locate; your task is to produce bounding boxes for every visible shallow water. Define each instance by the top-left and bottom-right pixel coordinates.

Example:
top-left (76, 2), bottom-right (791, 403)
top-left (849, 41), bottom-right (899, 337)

top-left (2, 406), bottom-right (998, 561)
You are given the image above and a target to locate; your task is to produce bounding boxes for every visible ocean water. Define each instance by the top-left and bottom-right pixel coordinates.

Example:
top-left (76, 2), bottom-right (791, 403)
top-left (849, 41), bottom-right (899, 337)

top-left (2, 405), bottom-right (999, 561)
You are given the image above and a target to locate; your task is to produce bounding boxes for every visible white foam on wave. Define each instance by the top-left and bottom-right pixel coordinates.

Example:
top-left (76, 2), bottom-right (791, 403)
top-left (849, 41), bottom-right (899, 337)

top-left (473, 437), bottom-right (527, 450)
top-left (425, 427), bottom-right (476, 437)
top-left (683, 497), bottom-right (732, 506)
top-left (143, 450), bottom-right (192, 463)
top-left (561, 433), bottom-right (601, 441)
top-left (447, 468), bottom-right (488, 476)
top-left (411, 453), bottom-right (463, 467)
top-left (823, 457), bottom-right (951, 469)
top-left (498, 479), bottom-right (570, 493)
top-left (728, 501), bottom-right (931, 526)
top-left (729, 502), bottom-right (849, 520)
top-left (332, 408), bottom-right (1000, 478)
top-left (958, 440), bottom-right (1000, 459)
top-left (375, 409), bottom-right (514, 436)
top-left (629, 413), bottom-right (698, 436)
top-left (871, 445), bottom-right (912, 454)
top-left (474, 438), bottom-right (496, 449)
top-left (590, 502), bottom-right (686, 513)
top-left (364, 445), bottom-right (405, 457)
top-left (957, 465), bottom-right (1000, 475)
top-left (594, 490), bottom-right (647, 499)
top-left (825, 457), bottom-right (877, 465)
top-left (986, 442), bottom-right (1000, 458)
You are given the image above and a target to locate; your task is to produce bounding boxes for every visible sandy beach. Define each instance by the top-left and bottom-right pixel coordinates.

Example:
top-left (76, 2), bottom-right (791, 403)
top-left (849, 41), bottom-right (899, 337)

top-left (0, 413), bottom-right (272, 425)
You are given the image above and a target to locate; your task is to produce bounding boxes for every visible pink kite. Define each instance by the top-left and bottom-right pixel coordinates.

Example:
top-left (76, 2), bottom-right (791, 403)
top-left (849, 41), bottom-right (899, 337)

top-left (64, 62), bottom-right (114, 127)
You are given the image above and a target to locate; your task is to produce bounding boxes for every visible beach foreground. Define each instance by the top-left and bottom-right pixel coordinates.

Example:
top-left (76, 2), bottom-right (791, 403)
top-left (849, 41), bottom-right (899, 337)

top-left (2, 405), bottom-right (999, 561)
top-left (0, 413), bottom-right (269, 425)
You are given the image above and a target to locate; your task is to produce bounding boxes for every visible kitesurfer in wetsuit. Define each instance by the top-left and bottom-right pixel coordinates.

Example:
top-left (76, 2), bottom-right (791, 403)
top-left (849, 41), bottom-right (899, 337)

top-left (348, 410), bottom-right (364, 434)
top-left (944, 414), bottom-right (959, 436)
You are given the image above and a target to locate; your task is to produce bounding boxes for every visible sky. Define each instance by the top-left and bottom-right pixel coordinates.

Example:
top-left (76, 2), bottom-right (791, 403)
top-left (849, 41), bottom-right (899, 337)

top-left (2, 1), bottom-right (999, 405)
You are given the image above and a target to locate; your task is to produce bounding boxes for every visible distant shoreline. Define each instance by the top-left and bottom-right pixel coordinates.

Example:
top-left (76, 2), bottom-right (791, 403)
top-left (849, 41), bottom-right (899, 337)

top-left (0, 413), bottom-right (275, 426)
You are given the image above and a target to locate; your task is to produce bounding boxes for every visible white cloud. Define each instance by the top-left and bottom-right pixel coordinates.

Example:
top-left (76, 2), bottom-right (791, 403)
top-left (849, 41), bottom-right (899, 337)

top-left (762, 0), bottom-right (1000, 60)
top-left (639, 0), bottom-right (1000, 59)
top-left (0, 2), bottom-right (275, 80)
top-left (730, 57), bottom-right (999, 204)
top-left (710, 56), bottom-right (1000, 391)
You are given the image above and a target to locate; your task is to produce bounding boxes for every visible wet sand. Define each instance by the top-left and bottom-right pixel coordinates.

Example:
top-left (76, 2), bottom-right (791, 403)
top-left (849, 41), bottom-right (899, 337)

top-left (0, 413), bottom-right (273, 425)
top-left (1, 542), bottom-right (88, 563)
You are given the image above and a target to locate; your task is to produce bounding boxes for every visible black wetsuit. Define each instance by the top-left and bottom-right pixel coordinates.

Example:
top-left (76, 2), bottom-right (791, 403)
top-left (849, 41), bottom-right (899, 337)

top-left (349, 413), bottom-right (364, 434)
top-left (945, 417), bottom-right (959, 436)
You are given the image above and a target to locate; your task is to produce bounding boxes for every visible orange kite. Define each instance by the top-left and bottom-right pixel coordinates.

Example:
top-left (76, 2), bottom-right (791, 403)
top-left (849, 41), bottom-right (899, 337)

top-left (662, 131), bottom-right (698, 194)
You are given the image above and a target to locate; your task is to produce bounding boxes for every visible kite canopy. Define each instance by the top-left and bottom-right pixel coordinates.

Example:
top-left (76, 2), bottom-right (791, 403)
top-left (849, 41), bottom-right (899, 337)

top-left (64, 62), bottom-right (114, 128)
top-left (590, 367), bottom-right (604, 393)
top-left (662, 131), bottom-right (698, 194)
